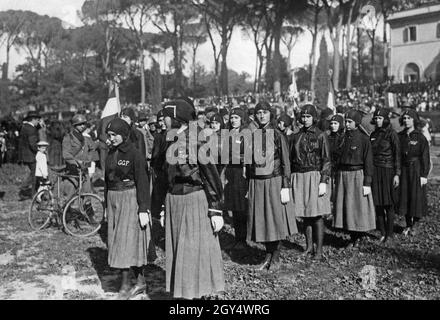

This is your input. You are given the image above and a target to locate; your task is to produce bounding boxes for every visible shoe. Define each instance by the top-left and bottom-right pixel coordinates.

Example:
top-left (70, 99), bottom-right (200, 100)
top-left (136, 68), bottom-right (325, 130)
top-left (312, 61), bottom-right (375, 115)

top-left (402, 227), bottom-right (411, 237)
top-left (379, 236), bottom-right (387, 243)
top-left (117, 287), bottom-right (131, 300)
top-left (129, 284), bottom-right (147, 298)
top-left (268, 250), bottom-right (281, 271)
top-left (256, 253), bottom-right (272, 271)
top-left (232, 241), bottom-right (247, 250)
top-left (311, 252), bottom-right (325, 262)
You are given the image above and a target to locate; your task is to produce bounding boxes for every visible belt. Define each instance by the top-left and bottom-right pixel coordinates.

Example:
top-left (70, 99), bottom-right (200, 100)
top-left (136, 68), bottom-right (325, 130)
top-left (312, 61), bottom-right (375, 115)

top-left (292, 166), bottom-right (320, 173)
top-left (107, 180), bottom-right (135, 191)
top-left (338, 164), bottom-right (363, 171)
top-left (402, 157), bottom-right (419, 166)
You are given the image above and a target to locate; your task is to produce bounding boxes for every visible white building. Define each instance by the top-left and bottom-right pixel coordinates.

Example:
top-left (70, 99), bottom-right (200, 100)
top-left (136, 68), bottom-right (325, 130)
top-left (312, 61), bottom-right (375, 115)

top-left (387, 3), bottom-right (440, 82)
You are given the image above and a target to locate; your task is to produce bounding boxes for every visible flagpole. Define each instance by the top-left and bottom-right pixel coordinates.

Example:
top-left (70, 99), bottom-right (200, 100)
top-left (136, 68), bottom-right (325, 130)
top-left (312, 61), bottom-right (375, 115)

top-left (114, 74), bottom-right (121, 115)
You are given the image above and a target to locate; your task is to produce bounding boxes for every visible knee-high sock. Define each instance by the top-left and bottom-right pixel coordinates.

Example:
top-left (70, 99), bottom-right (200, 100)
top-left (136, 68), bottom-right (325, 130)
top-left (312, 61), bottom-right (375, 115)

top-left (376, 206), bottom-right (386, 237)
top-left (313, 216), bottom-right (324, 254)
top-left (385, 206), bottom-right (395, 237)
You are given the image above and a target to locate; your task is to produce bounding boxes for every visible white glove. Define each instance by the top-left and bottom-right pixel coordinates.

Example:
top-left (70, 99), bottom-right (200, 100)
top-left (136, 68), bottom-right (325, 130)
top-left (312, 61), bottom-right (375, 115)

top-left (363, 186), bottom-right (371, 196)
top-left (159, 209), bottom-right (165, 228)
top-left (420, 177), bottom-right (428, 187)
top-left (139, 211), bottom-right (150, 228)
top-left (393, 175), bottom-right (400, 188)
top-left (280, 188), bottom-right (290, 204)
top-left (318, 183), bottom-right (327, 196)
top-left (211, 216), bottom-right (224, 233)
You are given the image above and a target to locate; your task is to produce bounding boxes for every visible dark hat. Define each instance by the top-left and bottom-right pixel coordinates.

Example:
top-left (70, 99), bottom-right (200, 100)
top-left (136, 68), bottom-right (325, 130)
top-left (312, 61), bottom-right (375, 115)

top-left (157, 109), bottom-right (164, 120)
top-left (208, 113), bottom-right (222, 124)
top-left (106, 117), bottom-right (131, 139)
top-left (300, 104), bottom-right (318, 119)
top-left (400, 108), bottom-right (420, 122)
top-left (24, 111), bottom-right (41, 121)
top-left (162, 99), bottom-right (196, 124)
top-left (330, 114), bottom-right (344, 129)
top-left (121, 107), bottom-right (137, 123)
top-left (345, 109), bottom-right (362, 126)
top-left (138, 112), bottom-right (148, 122)
top-left (277, 113), bottom-right (293, 127)
top-left (254, 101), bottom-right (272, 114)
top-left (219, 108), bottom-right (229, 117)
top-left (320, 107), bottom-right (334, 120)
top-left (71, 114), bottom-right (87, 126)
top-left (373, 108), bottom-right (390, 120)
top-left (230, 107), bottom-right (245, 120)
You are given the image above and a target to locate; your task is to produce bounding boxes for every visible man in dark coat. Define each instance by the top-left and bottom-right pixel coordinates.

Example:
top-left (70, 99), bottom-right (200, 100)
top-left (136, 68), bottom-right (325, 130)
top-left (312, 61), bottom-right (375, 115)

top-left (18, 111), bottom-right (41, 199)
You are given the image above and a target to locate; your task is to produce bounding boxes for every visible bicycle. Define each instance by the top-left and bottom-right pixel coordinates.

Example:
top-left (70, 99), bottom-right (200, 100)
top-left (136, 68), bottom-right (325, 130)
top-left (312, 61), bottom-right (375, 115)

top-left (28, 164), bottom-right (104, 237)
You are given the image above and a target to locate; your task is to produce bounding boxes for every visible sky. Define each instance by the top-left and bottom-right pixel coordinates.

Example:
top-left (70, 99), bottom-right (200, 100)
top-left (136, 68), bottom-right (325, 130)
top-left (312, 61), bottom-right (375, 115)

top-left (0, 0), bottom-right (313, 80)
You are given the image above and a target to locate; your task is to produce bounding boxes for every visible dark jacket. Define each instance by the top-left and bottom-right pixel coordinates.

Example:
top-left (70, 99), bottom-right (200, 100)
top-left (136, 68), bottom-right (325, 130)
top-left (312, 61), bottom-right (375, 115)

top-left (248, 122), bottom-right (291, 188)
top-left (18, 122), bottom-right (39, 163)
top-left (338, 128), bottom-right (374, 187)
top-left (165, 129), bottom-right (223, 212)
top-left (104, 140), bottom-right (150, 212)
top-left (151, 131), bottom-right (168, 174)
top-left (62, 129), bottom-right (96, 168)
top-left (128, 125), bottom-right (146, 159)
top-left (398, 129), bottom-right (430, 178)
top-left (289, 125), bottom-right (331, 183)
top-left (326, 130), bottom-right (345, 170)
top-left (370, 125), bottom-right (401, 175)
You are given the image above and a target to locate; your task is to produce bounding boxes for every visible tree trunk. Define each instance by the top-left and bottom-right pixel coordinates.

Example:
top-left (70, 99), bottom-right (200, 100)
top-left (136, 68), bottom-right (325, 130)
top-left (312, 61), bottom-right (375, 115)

top-left (140, 48), bottom-right (146, 104)
top-left (220, 23), bottom-right (229, 96)
top-left (371, 31), bottom-right (375, 83)
top-left (257, 52), bottom-right (264, 93)
top-left (357, 27), bottom-right (362, 85)
top-left (272, 12), bottom-right (283, 97)
top-left (332, 17), bottom-right (343, 91)
top-left (346, 2), bottom-right (355, 89)
top-left (214, 58), bottom-right (220, 96)
top-left (5, 42), bottom-right (11, 80)
top-left (192, 46), bottom-right (197, 89)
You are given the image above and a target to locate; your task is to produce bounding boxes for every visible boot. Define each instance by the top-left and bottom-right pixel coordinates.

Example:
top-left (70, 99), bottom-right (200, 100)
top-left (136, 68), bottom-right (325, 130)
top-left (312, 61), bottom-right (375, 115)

top-left (129, 266), bottom-right (147, 298)
top-left (303, 220), bottom-right (313, 256)
top-left (117, 269), bottom-right (131, 300)
top-left (386, 206), bottom-right (395, 240)
top-left (312, 217), bottom-right (324, 261)
top-left (256, 253), bottom-right (272, 271)
top-left (269, 249), bottom-right (281, 271)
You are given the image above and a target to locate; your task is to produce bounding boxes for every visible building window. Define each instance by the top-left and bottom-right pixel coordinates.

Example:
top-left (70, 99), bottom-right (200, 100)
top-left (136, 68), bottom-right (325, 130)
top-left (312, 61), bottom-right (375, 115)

top-left (403, 26), bottom-right (417, 42)
top-left (404, 63), bottom-right (420, 83)
top-left (437, 23), bottom-right (440, 38)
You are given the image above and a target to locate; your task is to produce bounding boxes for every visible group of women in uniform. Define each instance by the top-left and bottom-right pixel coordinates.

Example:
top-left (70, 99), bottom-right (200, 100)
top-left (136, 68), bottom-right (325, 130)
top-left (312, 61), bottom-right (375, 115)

top-left (101, 97), bottom-right (431, 300)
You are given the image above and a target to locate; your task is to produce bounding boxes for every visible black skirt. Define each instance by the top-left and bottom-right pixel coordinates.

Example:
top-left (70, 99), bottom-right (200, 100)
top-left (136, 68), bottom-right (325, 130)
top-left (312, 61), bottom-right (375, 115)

top-left (371, 166), bottom-right (398, 207)
top-left (399, 160), bottom-right (428, 218)
top-left (223, 166), bottom-right (248, 212)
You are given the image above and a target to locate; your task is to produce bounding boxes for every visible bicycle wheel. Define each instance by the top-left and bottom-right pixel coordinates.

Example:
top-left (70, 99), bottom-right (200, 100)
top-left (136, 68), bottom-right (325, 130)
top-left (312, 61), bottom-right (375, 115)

top-left (28, 189), bottom-right (53, 231)
top-left (62, 193), bottom-right (104, 237)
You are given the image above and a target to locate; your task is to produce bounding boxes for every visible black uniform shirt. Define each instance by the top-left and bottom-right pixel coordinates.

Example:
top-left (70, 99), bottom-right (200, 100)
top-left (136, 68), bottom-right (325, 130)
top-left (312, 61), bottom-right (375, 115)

top-left (105, 140), bottom-right (150, 212)
top-left (339, 128), bottom-right (374, 186)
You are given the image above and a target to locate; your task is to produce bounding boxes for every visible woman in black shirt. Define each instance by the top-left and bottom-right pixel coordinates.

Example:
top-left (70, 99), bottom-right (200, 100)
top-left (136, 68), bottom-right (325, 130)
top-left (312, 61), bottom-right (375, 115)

top-left (105, 117), bottom-right (154, 299)
top-left (370, 108), bottom-right (400, 243)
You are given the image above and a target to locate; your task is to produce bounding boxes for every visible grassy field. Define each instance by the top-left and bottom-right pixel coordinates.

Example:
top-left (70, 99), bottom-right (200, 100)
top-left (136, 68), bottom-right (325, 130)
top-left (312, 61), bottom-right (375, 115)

top-left (0, 150), bottom-right (440, 300)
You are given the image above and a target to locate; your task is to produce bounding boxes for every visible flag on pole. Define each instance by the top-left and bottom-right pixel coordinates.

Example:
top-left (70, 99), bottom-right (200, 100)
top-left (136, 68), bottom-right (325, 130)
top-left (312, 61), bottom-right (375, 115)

top-left (327, 76), bottom-right (336, 114)
top-left (98, 84), bottom-right (121, 144)
top-left (385, 92), bottom-right (397, 109)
